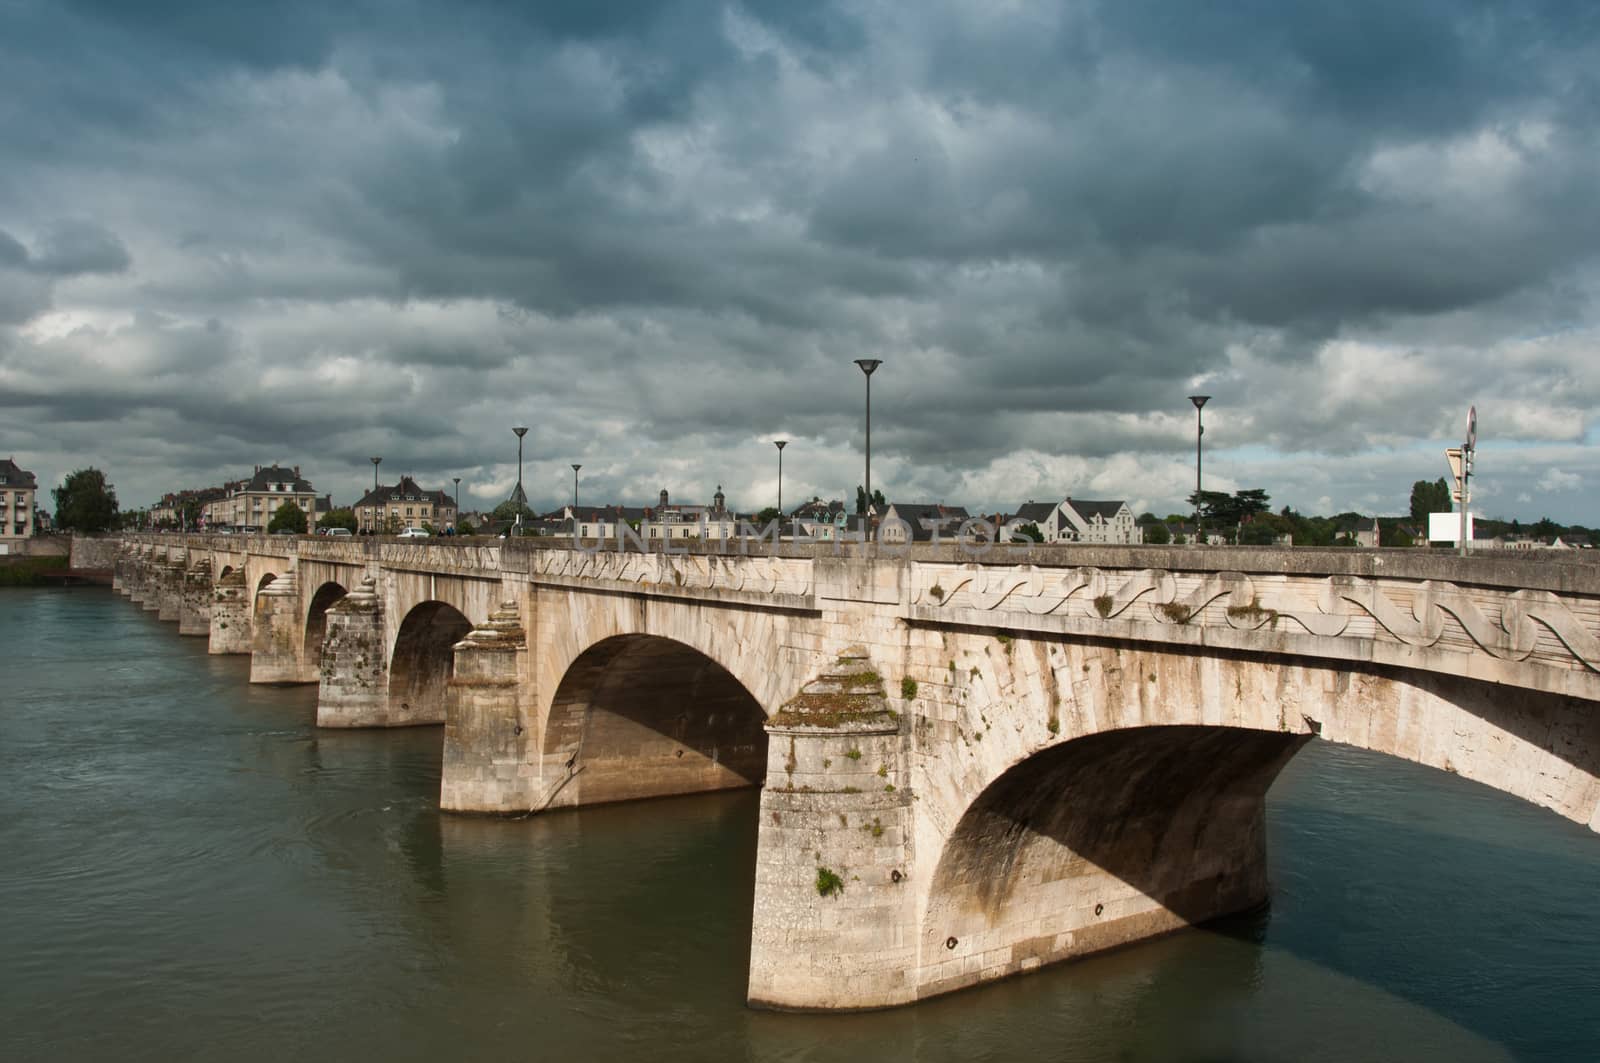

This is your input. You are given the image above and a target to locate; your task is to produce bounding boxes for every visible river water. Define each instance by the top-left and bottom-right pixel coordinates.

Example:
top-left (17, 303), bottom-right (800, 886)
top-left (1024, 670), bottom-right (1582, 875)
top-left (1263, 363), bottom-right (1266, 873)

top-left (2, 588), bottom-right (1597, 1062)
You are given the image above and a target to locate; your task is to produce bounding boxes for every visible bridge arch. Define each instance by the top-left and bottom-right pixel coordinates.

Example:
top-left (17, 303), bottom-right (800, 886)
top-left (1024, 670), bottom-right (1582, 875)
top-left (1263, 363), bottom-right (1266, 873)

top-left (540, 634), bottom-right (768, 809)
top-left (906, 637), bottom-right (1600, 1000)
top-left (389, 601), bottom-right (474, 727)
top-left (217, 564), bottom-right (234, 580)
top-left (255, 572), bottom-right (277, 596)
top-left (303, 581), bottom-right (347, 663)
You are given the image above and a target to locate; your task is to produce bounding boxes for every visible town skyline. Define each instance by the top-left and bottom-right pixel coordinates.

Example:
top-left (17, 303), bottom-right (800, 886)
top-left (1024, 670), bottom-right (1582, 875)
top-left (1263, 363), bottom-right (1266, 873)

top-left (3, 3), bottom-right (1598, 524)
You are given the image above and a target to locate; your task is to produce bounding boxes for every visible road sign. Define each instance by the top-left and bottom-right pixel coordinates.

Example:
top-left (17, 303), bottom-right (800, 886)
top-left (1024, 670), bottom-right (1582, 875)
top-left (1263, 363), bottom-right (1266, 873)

top-left (1467, 405), bottom-right (1477, 451)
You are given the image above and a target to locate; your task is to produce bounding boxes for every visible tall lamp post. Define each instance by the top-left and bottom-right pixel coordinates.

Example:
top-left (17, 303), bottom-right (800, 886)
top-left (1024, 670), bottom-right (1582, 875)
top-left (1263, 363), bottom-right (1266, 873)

top-left (854, 359), bottom-right (882, 518)
top-left (571, 464), bottom-right (581, 510)
top-left (1188, 395), bottom-right (1209, 539)
top-left (774, 441), bottom-right (787, 515)
top-left (512, 426), bottom-right (529, 531)
top-left (452, 477), bottom-right (460, 531)
top-left (369, 457), bottom-right (382, 533)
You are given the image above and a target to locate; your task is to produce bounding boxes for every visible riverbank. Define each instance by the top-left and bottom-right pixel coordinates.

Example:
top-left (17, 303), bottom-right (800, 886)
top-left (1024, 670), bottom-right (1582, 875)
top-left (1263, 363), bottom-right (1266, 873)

top-left (0, 556), bottom-right (61, 587)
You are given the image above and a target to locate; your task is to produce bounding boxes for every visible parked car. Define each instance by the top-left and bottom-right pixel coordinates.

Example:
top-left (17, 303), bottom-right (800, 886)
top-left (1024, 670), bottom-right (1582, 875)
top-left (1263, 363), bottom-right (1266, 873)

top-left (397, 527), bottom-right (431, 539)
top-left (324, 527), bottom-right (352, 537)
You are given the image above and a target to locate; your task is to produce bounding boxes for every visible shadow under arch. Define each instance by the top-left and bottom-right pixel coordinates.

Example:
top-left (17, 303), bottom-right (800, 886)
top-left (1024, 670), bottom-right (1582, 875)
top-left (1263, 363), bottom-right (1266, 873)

top-left (255, 572), bottom-right (276, 596)
top-left (217, 564), bottom-right (234, 580)
top-left (542, 634), bottom-right (768, 809)
top-left (389, 601), bottom-right (474, 727)
top-left (918, 724), bottom-right (1310, 1000)
top-left (303, 581), bottom-right (347, 663)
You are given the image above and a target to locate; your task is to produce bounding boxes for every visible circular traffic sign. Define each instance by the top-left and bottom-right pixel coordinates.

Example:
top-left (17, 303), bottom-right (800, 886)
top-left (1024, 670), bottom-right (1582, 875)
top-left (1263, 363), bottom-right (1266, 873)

top-left (1467, 405), bottom-right (1477, 450)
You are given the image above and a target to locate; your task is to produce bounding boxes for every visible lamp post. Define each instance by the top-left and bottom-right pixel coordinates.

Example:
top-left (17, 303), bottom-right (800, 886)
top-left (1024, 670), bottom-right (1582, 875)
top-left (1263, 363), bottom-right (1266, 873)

top-left (774, 441), bottom-right (787, 515)
top-left (452, 477), bottom-right (460, 531)
top-left (512, 426), bottom-right (528, 531)
top-left (1188, 395), bottom-right (1209, 539)
top-left (571, 464), bottom-right (581, 510)
top-left (369, 457), bottom-right (382, 533)
top-left (854, 359), bottom-right (882, 518)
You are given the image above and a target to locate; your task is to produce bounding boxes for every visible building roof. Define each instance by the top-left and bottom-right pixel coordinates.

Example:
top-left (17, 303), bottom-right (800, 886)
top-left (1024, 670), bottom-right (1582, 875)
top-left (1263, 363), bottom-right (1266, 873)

top-left (355, 476), bottom-right (454, 509)
top-left (886, 503), bottom-right (972, 540)
top-left (1009, 501), bottom-right (1058, 525)
top-left (0, 458), bottom-right (38, 489)
top-left (791, 497), bottom-right (846, 520)
top-left (245, 464), bottom-right (315, 493)
top-left (1062, 498), bottom-right (1128, 522)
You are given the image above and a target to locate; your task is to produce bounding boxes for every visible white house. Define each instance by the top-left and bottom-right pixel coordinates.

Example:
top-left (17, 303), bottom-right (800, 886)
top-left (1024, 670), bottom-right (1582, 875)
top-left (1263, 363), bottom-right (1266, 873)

top-left (1007, 498), bottom-right (1142, 544)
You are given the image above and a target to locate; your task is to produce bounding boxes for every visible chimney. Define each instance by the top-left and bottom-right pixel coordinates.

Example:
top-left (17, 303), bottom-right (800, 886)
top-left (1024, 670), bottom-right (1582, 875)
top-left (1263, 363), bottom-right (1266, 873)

top-left (293, 465), bottom-right (300, 477)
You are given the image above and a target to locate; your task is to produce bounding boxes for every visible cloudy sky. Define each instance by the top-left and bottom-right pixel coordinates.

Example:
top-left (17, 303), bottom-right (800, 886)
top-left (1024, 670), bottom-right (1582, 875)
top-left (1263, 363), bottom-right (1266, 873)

top-left (3, 1), bottom-right (1598, 523)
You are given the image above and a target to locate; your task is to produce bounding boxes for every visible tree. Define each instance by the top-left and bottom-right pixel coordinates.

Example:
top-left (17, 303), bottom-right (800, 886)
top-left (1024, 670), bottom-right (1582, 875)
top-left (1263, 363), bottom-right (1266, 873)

top-left (317, 507), bottom-right (358, 532)
top-left (268, 501), bottom-right (308, 534)
top-left (1010, 522), bottom-right (1044, 543)
top-left (492, 499), bottom-right (535, 524)
top-left (1187, 488), bottom-right (1271, 533)
top-left (1143, 522), bottom-right (1171, 545)
top-left (854, 485), bottom-right (886, 515)
top-left (756, 506), bottom-right (782, 525)
top-left (384, 514), bottom-right (404, 535)
top-left (53, 468), bottom-right (119, 533)
top-left (1409, 478), bottom-right (1451, 524)
top-left (457, 518), bottom-right (476, 536)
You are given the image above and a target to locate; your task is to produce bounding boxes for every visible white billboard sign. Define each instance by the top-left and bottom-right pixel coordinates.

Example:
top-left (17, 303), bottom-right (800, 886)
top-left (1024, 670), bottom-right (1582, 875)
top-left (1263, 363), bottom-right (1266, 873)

top-left (1429, 511), bottom-right (1474, 543)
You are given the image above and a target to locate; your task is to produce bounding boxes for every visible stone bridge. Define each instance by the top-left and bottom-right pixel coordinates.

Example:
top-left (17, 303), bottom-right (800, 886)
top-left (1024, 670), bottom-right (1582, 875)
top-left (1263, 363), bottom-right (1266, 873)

top-left (109, 533), bottom-right (1600, 1010)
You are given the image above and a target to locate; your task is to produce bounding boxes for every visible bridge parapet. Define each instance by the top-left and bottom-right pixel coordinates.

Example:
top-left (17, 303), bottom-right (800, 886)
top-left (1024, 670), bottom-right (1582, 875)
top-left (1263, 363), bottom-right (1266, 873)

top-left (908, 561), bottom-right (1600, 701)
top-left (380, 541), bottom-right (505, 576)
top-left (529, 548), bottom-right (816, 609)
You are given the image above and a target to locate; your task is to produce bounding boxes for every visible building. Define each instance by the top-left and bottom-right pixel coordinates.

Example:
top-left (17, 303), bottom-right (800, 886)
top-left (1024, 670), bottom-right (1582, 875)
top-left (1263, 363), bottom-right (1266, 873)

top-left (880, 503), bottom-right (972, 543)
top-left (201, 466), bottom-right (318, 531)
top-left (151, 486), bottom-right (227, 530)
top-left (0, 458), bottom-right (38, 546)
top-left (355, 476), bottom-right (458, 534)
top-left (1006, 498), bottom-right (1142, 544)
top-left (1057, 498), bottom-right (1142, 544)
top-left (1335, 516), bottom-right (1380, 548)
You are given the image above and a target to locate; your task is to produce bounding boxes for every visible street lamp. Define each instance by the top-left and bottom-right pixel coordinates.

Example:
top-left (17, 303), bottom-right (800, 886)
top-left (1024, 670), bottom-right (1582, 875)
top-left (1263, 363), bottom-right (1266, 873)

top-left (512, 426), bottom-right (529, 530)
top-left (370, 456), bottom-right (382, 534)
top-left (1188, 395), bottom-right (1209, 539)
top-left (452, 477), bottom-right (460, 525)
top-left (571, 464), bottom-right (581, 510)
top-left (774, 441), bottom-right (787, 515)
top-left (854, 359), bottom-right (882, 517)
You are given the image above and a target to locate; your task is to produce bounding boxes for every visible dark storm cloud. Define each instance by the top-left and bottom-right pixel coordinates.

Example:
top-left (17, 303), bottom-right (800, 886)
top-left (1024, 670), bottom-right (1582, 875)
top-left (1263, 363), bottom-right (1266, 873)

top-left (1, 0), bottom-right (1597, 521)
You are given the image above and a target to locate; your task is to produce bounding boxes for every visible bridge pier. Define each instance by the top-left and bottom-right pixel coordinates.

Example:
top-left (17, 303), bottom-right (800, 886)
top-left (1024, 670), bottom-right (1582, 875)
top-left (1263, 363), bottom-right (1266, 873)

top-left (112, 549), bottom-right (128, 594)
top-left (316, 576), bottom-right (389, 726)
top-left (208, 568), bottom-right (251, 654)
top-left (138, 550), bottom-right (162, 610)
top-left (156, 551), bottom-right (185, 622)
top-left (179, 557), bottom-right (211, 636)
top-left (250, 566), bottom-right (308, 684)
top-left (748, 651), bottom-right (918, 1010)
top-left (440, 602), bottom-right (537, 812)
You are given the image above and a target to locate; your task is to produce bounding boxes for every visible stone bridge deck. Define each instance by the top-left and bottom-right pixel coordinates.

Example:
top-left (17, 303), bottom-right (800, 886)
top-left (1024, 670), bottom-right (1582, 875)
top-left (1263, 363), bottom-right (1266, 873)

top-left (106, 534), bottom-right (1600, 1010)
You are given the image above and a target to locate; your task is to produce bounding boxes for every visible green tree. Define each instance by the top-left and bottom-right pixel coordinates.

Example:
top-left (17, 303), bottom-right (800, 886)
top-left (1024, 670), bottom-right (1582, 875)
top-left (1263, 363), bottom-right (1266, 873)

top-left (53, 468), bottom-right (119, 533)
top-left (492, 499), bottom-right (535, 523)
top-left (1010, 522), bottom-right (1044, 543)
top-left (457, 518), bottom-right (476, 536)
top-left (317, 507), bottom-right (358, 532)
top-left (854, 485), bottom-right (887, 515)
top-left (1142, 521), bottom-right (1171, 545)
top-left (268, 501), bottom-right (308, 534)
top-left (384, 514), bottom-right (404, 534)
top-left (1409, 478), bottom-right (1451, 524)
top-left (756, 506), bottom-right (782, 525)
